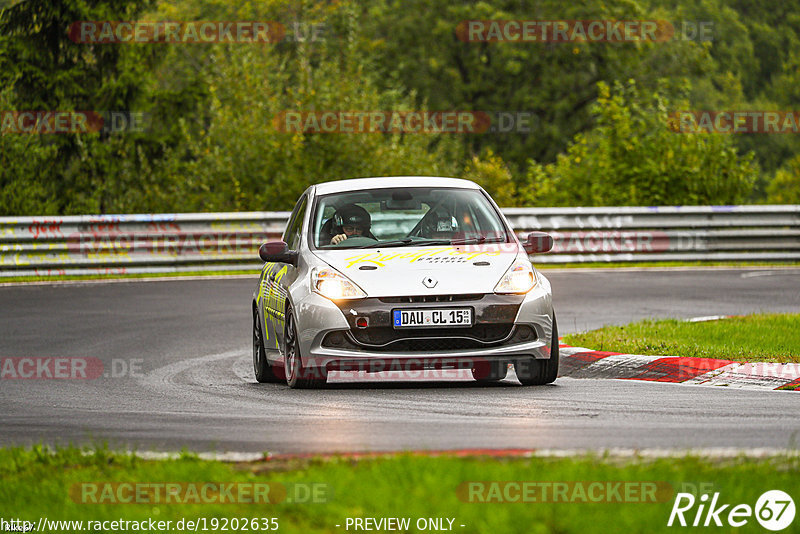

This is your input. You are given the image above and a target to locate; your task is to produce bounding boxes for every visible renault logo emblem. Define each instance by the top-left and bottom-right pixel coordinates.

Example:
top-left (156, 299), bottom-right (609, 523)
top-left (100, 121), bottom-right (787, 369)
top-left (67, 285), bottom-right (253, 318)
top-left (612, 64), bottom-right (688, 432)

top-left (422, 276), bottom-right (437, 288)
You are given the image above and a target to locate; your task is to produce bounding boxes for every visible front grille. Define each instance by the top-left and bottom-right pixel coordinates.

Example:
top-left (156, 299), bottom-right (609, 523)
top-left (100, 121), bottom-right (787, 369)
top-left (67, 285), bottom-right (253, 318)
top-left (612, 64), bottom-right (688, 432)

top-left (322, 324), bottom-right (538, 353)
top-left (350, 323), bottom-right (513, 346)
top-left (376, 338), bottom-right (487, 351)
top-left (324, 294), bottom-right (531, 353)
top-left (378, 294), bottom-right (484, 304)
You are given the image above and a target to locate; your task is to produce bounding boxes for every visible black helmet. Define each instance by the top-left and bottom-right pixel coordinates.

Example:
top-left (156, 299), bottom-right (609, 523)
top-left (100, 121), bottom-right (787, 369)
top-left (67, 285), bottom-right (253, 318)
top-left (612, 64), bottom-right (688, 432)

top-left (422, 210), bottom-right (457, 237)
top-left (334, 204), bottom-right (371, 231)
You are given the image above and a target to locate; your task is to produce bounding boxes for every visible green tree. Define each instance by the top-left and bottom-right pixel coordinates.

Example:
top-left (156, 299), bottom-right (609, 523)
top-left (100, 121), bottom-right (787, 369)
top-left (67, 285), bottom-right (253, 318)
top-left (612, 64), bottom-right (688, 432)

top-left (461, 149), bottom-right (515, 207)
top-left (521, 80), bottom-right (758, 206)
top-left (0, 87), bottom-right (59, 214)
top-left (663, 0), bottom-right (800, 188)
top-left (139, 0), bottom-right (462, 212)
top-left (356, 0), bottom-right (715, 178)
top-left (0, 0), bottom-right (160, 214)
top-left (766, 156), bottom-right (800, 204)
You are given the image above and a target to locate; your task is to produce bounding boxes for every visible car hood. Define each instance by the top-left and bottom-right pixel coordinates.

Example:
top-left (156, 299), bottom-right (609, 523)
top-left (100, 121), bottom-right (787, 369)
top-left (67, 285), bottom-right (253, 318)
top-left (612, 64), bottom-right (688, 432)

top-left (311, 245), bottom-right (520, 297)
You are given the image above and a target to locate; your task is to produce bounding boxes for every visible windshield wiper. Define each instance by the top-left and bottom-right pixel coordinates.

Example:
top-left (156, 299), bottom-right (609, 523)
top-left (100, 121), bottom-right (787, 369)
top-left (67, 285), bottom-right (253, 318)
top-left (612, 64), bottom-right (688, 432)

top-left (449, 236), bottom-right (506, 246)
top-left (358, 238), bottom-right (418, 249)
top-left (359, 238), bottom-right (456, 249)
top-left (359, 236), bottom-right (506, 249)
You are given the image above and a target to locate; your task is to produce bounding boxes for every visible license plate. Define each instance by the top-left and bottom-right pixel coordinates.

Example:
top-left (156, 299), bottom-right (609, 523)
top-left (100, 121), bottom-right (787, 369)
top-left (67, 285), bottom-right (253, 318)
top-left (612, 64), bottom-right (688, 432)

top-left (392, 308), bottom-right (473, 328)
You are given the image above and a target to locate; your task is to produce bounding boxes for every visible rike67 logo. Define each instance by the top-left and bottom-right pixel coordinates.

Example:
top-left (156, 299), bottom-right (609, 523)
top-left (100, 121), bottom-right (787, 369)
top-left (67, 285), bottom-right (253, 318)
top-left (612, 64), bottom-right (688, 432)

top-left (668, 490), bottom-right (795, 531)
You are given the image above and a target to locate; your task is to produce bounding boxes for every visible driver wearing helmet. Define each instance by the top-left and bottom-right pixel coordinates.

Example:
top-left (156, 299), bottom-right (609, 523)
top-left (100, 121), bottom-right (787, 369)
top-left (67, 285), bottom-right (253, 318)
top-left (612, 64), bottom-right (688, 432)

top-left (331, 204), bottom-right (371, 245)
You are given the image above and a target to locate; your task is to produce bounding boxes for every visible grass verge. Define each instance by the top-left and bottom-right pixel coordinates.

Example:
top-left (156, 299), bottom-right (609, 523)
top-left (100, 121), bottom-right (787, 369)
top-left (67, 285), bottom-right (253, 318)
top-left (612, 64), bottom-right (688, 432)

top-left (1, 446), bottom-right (798, 533)
top-left (563, 313), bottom-right (800, 363)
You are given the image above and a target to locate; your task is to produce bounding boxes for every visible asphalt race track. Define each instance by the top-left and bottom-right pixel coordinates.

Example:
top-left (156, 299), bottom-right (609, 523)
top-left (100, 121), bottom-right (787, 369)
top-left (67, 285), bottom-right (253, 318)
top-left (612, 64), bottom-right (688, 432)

top-left (1, 268), bottom-right (799, 453)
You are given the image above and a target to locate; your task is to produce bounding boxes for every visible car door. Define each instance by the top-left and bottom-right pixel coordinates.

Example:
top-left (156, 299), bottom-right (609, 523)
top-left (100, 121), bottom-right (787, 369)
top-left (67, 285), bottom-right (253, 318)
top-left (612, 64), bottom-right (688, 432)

top-left (265, 193), bottom-right (307, 356)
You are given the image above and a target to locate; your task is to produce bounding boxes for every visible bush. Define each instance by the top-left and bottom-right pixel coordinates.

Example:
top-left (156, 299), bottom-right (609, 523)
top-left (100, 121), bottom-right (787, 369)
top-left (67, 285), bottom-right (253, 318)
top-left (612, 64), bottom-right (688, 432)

top-left (0, 87), bottom-right (59, 215)
top-left (461, 149), bottom-right (515, 207)
top-left (766, 156), bottom-right (800, 204)
top-left (521, 80), bottom-right (758, 207)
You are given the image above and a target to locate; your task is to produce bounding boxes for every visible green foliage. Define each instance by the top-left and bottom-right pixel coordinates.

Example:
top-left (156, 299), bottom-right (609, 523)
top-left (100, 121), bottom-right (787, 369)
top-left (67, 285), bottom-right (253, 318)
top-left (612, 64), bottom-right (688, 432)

top-left (0, 86), bottom-right (59, 214)
top-left (521, 80), bottom-right (757, 206)
top-left (662, 0), bottom-right (800, 183)
top-left (357, 0), bottom-right (715, 178)
top-left (0, 0), bottom-right (797, 214)
top-left (138, 0), bottom-right (461, 212)
top-left (766, 155), bottom-right (800, 204)
top-left (461, 149), bottom-right (515, 207)
top-left (0, 0), bottom-right (160, 214)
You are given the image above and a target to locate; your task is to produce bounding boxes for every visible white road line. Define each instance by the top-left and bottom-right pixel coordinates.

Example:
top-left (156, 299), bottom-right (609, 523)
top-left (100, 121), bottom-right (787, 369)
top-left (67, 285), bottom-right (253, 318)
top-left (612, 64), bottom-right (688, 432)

top-left (740, 270), bottom-right (800, 278)
top-left (684, 315), bottom-right (729, 322)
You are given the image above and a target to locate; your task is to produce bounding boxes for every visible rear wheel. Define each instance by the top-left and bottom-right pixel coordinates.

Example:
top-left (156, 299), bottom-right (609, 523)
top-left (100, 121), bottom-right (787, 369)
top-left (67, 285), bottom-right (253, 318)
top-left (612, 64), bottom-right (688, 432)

top-left (285, 307), bottom-right (327, 389)
top-left (515, 313), bottom-right (559, 386)
top-left (472, 360), bottom-right (508, 382)
top-left (253, 311), bottom-right (284, 383)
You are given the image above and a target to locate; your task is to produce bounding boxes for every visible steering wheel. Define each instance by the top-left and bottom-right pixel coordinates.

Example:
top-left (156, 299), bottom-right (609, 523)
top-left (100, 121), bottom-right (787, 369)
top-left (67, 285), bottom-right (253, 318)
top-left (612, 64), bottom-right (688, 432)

top-left (329, 235), bottom-right (378, 247)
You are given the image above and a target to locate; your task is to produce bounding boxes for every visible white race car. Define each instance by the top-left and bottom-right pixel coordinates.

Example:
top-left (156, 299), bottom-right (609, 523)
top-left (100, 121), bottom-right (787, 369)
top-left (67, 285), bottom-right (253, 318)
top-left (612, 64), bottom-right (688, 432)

top-left (252, 176), bottom-right (556, 388)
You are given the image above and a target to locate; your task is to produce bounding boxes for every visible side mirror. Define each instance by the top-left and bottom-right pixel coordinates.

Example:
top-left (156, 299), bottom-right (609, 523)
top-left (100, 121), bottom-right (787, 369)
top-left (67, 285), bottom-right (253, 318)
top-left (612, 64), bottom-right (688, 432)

top-left (523, 232), bottom-right (553, 254)
top-left (258, 241), bottom-right (298, 266)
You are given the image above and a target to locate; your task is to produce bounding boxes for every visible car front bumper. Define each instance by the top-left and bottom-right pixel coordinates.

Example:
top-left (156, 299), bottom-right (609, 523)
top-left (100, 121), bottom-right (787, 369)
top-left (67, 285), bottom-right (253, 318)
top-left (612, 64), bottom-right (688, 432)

top-left (293, 276), bottom-right (554, 372)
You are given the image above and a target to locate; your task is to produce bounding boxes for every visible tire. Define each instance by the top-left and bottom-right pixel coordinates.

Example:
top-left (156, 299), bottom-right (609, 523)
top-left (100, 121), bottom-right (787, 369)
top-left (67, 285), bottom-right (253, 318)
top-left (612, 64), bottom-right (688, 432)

top-left (284, 306), bottom-right (327, 389)
top-left (471, 360), bottom-right (508, 382)
top-left (514, 313), bottom-right (559, 386)
top-left (253, 310), bottom-right (284, 383)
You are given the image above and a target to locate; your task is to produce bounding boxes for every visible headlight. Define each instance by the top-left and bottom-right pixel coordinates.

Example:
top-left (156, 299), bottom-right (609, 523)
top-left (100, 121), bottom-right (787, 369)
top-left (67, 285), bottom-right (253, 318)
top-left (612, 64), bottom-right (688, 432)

top-left (311, 267), bottom-right (367, 300)
top-left (494, 259), bottom-right (537, 294)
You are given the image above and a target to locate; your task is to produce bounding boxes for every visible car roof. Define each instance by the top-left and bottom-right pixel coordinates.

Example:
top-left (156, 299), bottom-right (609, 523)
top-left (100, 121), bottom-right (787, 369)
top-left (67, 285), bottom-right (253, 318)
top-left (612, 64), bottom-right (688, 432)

top-left (313, 176), bottom-right (481, 195)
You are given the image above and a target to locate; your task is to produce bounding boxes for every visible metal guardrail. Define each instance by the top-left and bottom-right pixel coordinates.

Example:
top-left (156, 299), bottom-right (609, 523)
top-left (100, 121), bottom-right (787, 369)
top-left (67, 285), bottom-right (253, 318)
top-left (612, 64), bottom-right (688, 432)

top-left (502, 205), bottom-right (800, 263)
top-left (0, 205), bottom-right (798, 277)
top-left (0, 212), bottom-right (289, 277)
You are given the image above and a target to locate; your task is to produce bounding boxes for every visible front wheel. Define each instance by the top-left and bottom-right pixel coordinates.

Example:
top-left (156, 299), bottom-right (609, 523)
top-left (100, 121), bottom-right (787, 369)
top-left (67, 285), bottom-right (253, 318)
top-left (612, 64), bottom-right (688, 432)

top-left (254, 311), bottom-right (284, 383)
top-left (285, 307), bottom-right (327, 389)
top-left (515, 313), bottom-right (559, 386)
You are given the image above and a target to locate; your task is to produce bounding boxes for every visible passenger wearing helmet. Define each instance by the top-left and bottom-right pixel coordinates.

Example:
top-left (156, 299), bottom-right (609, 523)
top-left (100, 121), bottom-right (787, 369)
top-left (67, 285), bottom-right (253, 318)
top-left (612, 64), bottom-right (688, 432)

top-left (330, 204), bottom-right (371, 245)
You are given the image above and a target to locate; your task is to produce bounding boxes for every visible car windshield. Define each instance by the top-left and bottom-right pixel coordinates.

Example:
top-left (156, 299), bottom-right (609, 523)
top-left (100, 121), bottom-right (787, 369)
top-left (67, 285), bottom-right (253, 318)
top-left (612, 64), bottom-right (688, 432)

top-left (311, 187), bottom-right (510, 249)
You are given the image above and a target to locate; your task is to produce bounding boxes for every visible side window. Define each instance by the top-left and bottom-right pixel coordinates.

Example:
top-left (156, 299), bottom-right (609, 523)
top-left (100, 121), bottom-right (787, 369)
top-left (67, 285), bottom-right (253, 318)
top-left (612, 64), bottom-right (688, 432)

top-left (283, 195), bottom-right (308, 250)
